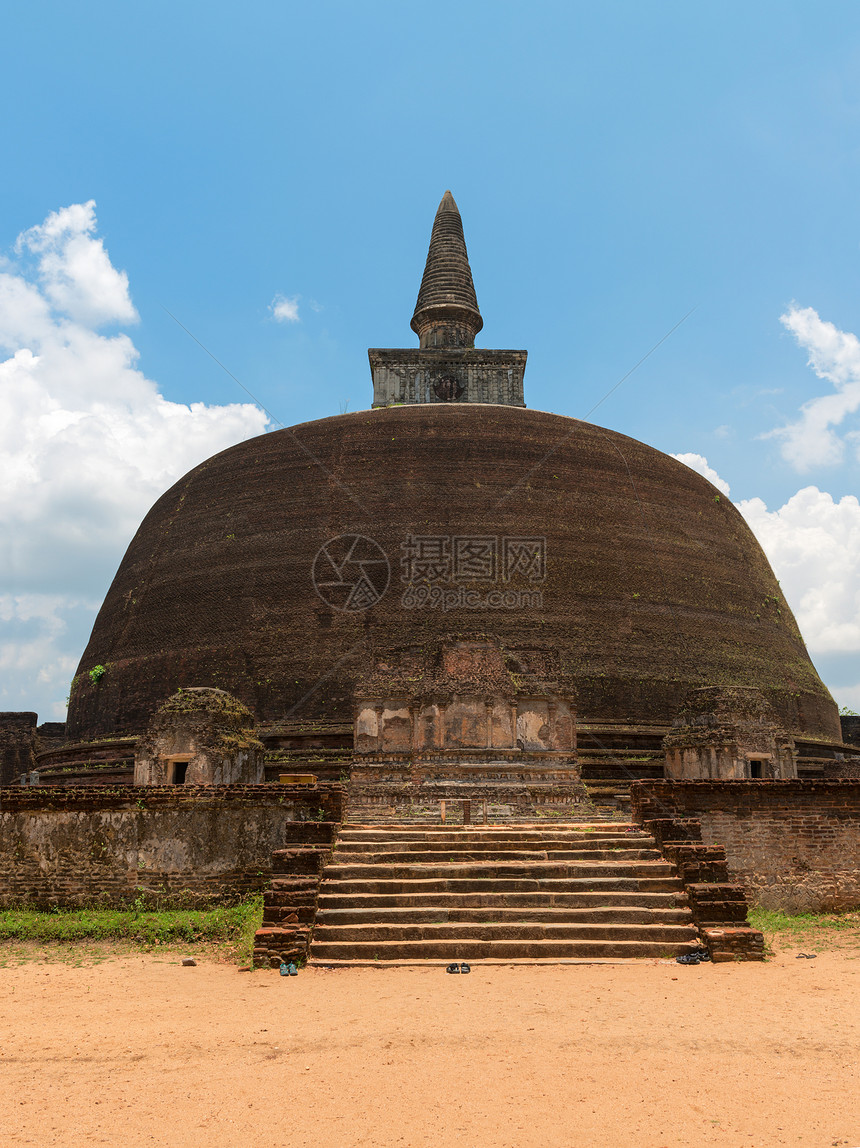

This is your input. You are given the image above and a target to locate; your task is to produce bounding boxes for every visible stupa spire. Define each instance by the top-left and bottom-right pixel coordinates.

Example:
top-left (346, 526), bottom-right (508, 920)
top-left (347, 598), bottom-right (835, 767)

top-left (410, 190), bottom-right (483, 349)
top-left (368, 191), bottom-right (526, 407)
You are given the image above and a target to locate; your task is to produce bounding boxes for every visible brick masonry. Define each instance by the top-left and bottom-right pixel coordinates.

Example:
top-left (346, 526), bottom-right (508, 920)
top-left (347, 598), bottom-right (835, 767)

top-left (0, 784), bottom-right (345, 907)
top-left (632, 780), bottom-right (860, 912)
top-left (0, 713), bottom-right (37, 786)
top-left (64, 405), bottom-right (840, 747)
top-left (635, 813), bottom-right (764, 961)
top-left (252, 843), bottom-right (336, 968)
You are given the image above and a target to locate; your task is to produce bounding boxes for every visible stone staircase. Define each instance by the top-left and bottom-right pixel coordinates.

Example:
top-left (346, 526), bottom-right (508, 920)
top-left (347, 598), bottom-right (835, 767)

top-left (308, 823), bottom-right (700, 964)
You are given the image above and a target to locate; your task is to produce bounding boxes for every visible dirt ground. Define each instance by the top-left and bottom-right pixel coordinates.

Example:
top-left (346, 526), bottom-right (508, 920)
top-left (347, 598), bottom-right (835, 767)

top-left (1, 942), bottom-right (858, 1148)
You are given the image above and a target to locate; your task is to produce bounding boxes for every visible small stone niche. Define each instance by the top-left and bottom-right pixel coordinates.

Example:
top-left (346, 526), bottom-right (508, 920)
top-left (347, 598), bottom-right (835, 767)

top-left (134, 688), bottom-right (264, 786)
top-left (663, 686), bottom-right (797, 780)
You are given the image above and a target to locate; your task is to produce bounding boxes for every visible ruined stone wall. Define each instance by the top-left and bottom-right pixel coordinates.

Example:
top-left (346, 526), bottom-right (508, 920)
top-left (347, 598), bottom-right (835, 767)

top-left (0, 785), bottom-right (344, 907)
top-left (631, 780), bottom-right (860, 912)
top-left (0, 713), bottom-right (37, 786)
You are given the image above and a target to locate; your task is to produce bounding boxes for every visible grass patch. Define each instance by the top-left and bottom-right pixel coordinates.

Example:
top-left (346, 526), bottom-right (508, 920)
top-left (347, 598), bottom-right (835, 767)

top-left (0, 895), bottom-right (263, 964)
top-left (748, 908), bottom-right (860, 953)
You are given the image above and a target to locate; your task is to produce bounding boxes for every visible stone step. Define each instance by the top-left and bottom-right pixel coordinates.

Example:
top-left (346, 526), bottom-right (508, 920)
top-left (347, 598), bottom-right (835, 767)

top-left (317, 889), bottom-right (686, 910)
top-left (307, 822), bottom-right (696, 963)
top-left (316, 905), bottom-right (693, 925)
top-left (331, 848), bottom-right (662, 864)
top-left (335, 840), bottom-right (652, 849)
top-left (313, 921), bottom-right (698, 943)
top-left (319, 875), bottom-right (683, 895)
top-left (307, 957), bottom-right (666, 967)
top-left (310, 938), bottom-right (698, 961)
top-left (323, 860), bottom-right (676, 881)
top-left (340, 823), bottom-right (637, 835)
top-left (346, 814), bottom-right (625, 825)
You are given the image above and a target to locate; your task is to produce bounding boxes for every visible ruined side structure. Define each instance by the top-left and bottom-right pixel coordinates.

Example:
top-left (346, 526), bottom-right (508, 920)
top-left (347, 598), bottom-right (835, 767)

top-left (134, 688), bottom-right (264, 786)
top-left (663, 687), bottom-right (798, 781)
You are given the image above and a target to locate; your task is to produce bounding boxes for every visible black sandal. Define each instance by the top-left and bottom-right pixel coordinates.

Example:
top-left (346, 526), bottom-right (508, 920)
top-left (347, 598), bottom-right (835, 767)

top-left (446, 963), bottom-right (460, 973)
top-left (460, 963), bottom-right (471, 973)
top-left (676, 953), bottom-right (700, 965)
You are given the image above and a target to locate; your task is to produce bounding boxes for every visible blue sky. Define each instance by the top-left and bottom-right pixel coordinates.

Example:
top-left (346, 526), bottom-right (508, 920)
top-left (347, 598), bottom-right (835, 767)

top-left (1, 1), bottom-right (859, 718)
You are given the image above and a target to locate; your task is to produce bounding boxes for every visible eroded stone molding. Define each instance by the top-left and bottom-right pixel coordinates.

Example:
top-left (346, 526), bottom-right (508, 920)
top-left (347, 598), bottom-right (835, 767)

top-left (354, 636), bottom-right (577, 763)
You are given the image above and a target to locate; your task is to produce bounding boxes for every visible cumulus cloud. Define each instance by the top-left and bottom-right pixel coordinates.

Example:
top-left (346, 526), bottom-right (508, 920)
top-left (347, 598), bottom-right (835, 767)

top-left (15, 200), bottom-right (138, 327)
top-left (270, 294), bottom-right (300, 322)
top-left (738, 486), bottom-right (860, 715)
top-left (736, 487), bottom-right (860, 656)
top-left (670, 452), bottom-right (731, 496)
top-left (768, 305), bottom-right (860, 470)
top-left (0, 202), bottom-right (269, 718)
top-left (672, 453), bottom-right (860, 711)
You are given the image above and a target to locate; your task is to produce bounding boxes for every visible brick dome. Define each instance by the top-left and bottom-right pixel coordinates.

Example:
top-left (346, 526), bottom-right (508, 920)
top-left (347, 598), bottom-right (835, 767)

top-left (66, 404), bottom-right (840, 743)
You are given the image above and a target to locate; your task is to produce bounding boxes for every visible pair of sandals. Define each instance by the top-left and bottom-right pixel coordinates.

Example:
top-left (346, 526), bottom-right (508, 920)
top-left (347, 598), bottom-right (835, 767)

top-left (446, 963), bottom-right (471, 974)
top-left (676, 947), bottom-right (712, 965)
top-left (279, 962), bottom-right (299, 976)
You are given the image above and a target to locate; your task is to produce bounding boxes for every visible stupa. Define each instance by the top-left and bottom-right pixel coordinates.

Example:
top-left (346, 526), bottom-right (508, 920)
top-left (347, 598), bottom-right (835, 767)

top-left (12, 192), bottom-right (853, 804)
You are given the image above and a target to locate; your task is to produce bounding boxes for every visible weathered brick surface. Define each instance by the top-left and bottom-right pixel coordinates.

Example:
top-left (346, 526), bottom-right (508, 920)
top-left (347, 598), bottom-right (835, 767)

top-left (633, 780), bottom-right (860, 912)
top-left (0, 714), bottom-right (37, 786)
top-left (659, 842), bottom-right (729, 884)
top-left (638, 805), bottom-right (764, 961)
top-left (64, 405), bottom-right (839, 747)
top-left (686, 883), bottom-right (750, 924)
top-left (645, 818), bottom-right (702, 846)
top-left (840, 715), bottom-right (860, 749)
top-left (0, 784), bottom-right (344, 907)
top-left (702, 926), bottom-right (766, 962)
top-left (252, 847), bottom-right (339, 968)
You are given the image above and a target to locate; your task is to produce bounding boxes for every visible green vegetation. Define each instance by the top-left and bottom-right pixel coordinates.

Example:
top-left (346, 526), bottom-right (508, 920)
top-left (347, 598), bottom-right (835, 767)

top-left (0, 895), bottom-right (263, 957)
top-left (749, 907), bottom-right (860, 952)
top-left (88, 664), bottom-right (107, 683)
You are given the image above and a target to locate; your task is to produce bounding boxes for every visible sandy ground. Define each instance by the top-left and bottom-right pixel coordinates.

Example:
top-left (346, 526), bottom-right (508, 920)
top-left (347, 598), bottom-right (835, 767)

top-left (1, 947), bottom-right (859, 1148)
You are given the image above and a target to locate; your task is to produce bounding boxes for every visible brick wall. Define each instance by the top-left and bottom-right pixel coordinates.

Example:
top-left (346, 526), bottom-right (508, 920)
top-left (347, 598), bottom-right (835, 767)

top-left (0, 784), bottom-right (345, 908)
top-left (631, 780), bottom-right (860, 912)
top-left (839, 715), bottom-right (860, 752)
top-left (0, 713), bottom-right (38, 786)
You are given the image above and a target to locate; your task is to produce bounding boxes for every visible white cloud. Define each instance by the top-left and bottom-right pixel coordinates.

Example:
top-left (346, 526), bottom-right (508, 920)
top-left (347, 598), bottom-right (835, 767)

top-left (836, 682), bottom-right (860, 713)
top-left (0, 202), bottom-right (269, 719)
top-left (15, 200), bottom-right (138, 327)
top-left (670, 452), bottom-right (731, 495)
top-left (737, 486), bottom-right (860, 656)
top-left (767, 305), bottom-right (860, 470)
top-left (671, 454), bottom-right (860, 704)
top-left (0, 594), bottom-right (94, 719)
top-left (270, 293), bottom-right (300, 323)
